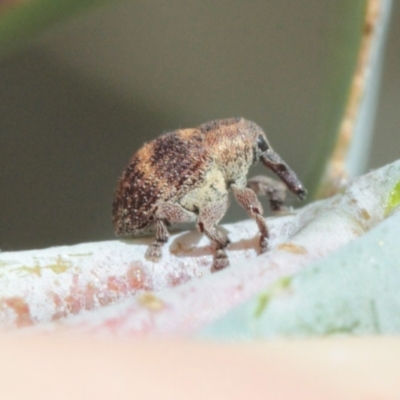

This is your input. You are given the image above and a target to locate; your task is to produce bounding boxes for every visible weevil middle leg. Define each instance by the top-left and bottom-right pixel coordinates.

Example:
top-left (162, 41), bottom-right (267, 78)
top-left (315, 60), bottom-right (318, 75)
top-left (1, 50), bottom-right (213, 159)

top-left (196, 197), bottom-right (230, 272)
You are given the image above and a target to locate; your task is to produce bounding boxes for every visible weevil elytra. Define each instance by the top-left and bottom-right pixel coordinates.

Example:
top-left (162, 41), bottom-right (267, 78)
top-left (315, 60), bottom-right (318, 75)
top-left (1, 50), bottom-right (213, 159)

top-left (113, 118), bottom-right (306, 271)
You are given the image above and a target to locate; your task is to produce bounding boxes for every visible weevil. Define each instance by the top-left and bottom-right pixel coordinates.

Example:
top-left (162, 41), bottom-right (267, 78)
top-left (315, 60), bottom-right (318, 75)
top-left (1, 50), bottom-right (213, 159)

top-left (113, 118), bottom-right (306, 271)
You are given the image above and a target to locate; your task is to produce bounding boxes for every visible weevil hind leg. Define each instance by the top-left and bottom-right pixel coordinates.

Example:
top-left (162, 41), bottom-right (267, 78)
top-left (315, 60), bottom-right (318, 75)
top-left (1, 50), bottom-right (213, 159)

top-left (231, 183), bottom-right (269, 253)
top-left (196, 198), bottom-right (230, 272)
top-left (247, 175), bottom-right (288, 212)
top-left (145, 202), bottom-right (197, 261)
top-left (145, 219), bottom-right (169, 261)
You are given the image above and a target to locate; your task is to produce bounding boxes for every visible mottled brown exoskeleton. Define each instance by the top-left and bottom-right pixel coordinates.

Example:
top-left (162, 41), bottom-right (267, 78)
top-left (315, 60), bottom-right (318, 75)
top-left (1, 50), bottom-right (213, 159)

top-left (113, 118), bottom-right (306, 271)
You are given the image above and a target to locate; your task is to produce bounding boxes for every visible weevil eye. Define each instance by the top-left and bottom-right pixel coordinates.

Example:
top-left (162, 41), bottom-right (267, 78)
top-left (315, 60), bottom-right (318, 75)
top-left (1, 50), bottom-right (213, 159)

top-left (257, 135), bottom-right (269, 153)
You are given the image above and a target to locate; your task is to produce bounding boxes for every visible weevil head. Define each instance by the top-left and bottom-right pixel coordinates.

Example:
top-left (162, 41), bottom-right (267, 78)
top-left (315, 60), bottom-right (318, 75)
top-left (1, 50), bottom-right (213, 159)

top-left (252, 127), bottom-right (307, 200)
top-left (201, 118), bottom-right (306, 200)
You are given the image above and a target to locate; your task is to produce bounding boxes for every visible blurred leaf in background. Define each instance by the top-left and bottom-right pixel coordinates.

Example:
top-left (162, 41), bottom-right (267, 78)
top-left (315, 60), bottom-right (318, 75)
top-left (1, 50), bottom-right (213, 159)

top-left (0, 0), bottom-right (110, 53)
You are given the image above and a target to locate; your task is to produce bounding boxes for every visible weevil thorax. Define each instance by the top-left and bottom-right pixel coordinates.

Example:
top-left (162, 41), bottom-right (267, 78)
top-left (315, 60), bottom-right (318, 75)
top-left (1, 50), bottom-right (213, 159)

top-left (202, 118), bottom-right (265, 184)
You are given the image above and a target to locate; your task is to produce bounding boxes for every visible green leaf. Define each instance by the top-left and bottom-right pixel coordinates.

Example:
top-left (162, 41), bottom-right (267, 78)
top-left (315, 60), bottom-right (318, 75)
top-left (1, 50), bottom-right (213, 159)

top-left (385, 180), bottom-right (400, 216)
top-left (0, 0), bottom-right (111, 54)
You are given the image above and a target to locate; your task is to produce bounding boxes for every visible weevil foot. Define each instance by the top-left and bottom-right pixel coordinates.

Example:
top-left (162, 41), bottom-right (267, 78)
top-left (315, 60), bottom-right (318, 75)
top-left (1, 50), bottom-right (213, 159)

top-left (260, 235), bottom-right (269, 253)
top-left (211, 249), bottom-right (229, 272)
top-left (145, 242), bottom-right (163, 261)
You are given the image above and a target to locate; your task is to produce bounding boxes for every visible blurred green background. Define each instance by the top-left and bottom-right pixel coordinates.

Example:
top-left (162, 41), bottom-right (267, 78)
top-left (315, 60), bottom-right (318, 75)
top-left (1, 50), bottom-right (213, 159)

top-left (0, 0), bottom-right (398, 250)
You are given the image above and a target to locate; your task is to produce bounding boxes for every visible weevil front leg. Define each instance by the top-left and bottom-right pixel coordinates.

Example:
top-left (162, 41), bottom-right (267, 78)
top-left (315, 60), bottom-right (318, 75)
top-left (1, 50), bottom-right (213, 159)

top-left (247, 175), bottom-right (288, 212)
top-left (145, 202), bottom-right (196, 261)
top-left (231, 183), bottom-right (269, 253)
top-left (196, 198), bottom-right (230, 272)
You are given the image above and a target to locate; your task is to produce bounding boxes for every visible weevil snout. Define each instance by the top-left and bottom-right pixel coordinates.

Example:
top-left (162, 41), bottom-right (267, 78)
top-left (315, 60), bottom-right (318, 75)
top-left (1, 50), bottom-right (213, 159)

top-left (261, 150), bottom-right (307, 200)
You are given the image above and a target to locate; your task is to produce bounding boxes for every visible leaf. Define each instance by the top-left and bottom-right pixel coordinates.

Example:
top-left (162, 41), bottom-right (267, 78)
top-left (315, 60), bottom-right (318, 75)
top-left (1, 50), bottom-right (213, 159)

top-left (200, 162), bottom-right (400, 339)
top-left (0, 0), bottom-right (111, 54)
top-left (0, 1), bottom-right (395, 340)
top-left (311, 0), bottom-right (393, 197)
top-left (1, 159), bottom-right (398, 335)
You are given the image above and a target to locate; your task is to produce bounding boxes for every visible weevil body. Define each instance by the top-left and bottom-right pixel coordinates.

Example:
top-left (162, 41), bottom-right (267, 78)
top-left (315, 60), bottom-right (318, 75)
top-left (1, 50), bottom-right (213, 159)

top-left (113, 118), bottom-right (306, 271)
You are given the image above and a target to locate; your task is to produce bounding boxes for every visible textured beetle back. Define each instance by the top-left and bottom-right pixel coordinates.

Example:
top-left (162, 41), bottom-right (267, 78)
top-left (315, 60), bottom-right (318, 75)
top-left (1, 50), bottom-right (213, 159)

top-left (113, 128), bottom-right (211, 236)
